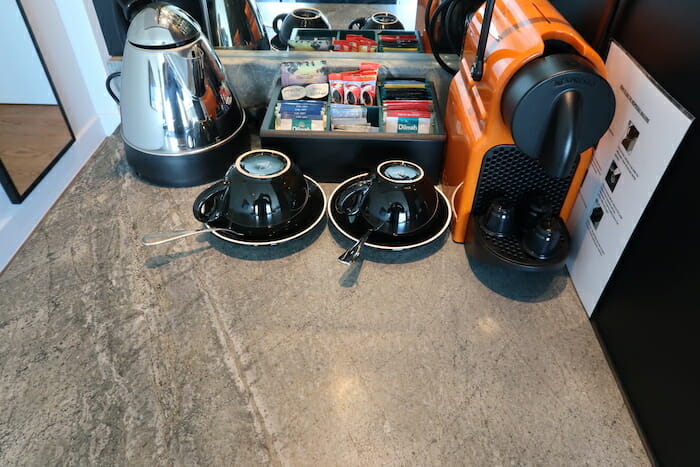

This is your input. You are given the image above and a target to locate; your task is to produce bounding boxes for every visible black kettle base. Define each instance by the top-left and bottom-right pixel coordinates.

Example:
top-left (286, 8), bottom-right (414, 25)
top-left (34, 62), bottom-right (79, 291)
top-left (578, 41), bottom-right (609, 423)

top-left (123, 125), bottom-right (250, 188)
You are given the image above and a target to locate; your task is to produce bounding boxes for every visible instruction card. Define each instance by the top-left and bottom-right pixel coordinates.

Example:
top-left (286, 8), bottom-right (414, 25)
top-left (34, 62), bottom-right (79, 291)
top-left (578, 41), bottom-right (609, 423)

top-left (566, 41), bottom-right (694, 316)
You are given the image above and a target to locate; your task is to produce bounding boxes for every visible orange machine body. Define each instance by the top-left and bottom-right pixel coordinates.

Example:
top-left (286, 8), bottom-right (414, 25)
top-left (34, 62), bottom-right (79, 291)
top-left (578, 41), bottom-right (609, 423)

top-left (442, 0), bottom-right (607, 242)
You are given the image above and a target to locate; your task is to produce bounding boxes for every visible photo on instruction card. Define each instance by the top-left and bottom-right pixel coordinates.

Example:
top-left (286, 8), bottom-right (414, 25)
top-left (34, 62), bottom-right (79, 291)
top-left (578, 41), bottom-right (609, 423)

top-left (621, 120), bottom-right (640, 153)
top-left (605, 160), bottom-right (621, 192)
top-left (590, 200), bottom-right (604, 230)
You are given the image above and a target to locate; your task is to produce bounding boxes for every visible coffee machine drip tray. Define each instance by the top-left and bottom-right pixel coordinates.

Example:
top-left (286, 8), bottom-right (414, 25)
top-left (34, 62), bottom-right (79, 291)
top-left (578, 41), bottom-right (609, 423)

top-left (466, 214), bottom-right (571, 272)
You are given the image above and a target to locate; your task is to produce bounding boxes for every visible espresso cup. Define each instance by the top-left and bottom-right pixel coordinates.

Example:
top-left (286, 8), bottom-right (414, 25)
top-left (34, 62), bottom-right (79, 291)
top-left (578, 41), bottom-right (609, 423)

top-left (273, 8), bottom-right (331, 48)
top-left (335, 160), bottom-right (438, 236)
top-left (193, 149), bottom-right (309, 235)
top-left (348, 12), bottom-right (404, 30)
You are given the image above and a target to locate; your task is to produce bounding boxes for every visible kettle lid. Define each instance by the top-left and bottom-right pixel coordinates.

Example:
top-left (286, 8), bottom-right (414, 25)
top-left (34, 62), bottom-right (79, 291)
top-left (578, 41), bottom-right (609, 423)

top-left (127, 2), bottom-right (201, 48)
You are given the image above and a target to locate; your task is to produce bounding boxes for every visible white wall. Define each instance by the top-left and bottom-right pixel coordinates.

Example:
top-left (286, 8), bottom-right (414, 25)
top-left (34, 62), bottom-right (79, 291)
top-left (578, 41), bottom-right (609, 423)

top-left (0, 1), bottom-right (56, 105)
top-left (0, 0), bottom-right (120, 273)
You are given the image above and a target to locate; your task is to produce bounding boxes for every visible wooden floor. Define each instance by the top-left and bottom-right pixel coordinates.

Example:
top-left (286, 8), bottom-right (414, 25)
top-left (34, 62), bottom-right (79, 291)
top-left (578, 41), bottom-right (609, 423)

top-left (0, 104), bottom-right (72, 196)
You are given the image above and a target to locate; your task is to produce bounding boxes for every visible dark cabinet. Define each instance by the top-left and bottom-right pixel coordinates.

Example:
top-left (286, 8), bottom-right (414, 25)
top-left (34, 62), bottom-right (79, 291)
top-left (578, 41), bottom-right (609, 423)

top-left (589, 0), bottom-right (700, 465)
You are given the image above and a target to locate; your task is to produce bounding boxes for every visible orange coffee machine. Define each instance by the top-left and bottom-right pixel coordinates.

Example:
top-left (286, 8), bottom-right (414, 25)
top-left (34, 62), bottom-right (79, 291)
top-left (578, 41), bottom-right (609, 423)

top-left (442, 0), bottom-right (615, 271)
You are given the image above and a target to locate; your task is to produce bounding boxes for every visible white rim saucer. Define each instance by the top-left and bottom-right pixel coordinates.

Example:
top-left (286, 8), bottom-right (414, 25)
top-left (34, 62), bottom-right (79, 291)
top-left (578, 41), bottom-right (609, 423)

top-left (208, 175), bottom-right (326, 246)
top-left (328, 173), bottom-right (452, 251)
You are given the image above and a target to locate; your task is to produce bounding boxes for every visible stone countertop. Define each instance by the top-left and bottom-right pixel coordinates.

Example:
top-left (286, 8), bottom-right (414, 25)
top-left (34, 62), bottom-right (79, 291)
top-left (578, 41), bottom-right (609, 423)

top-left (0, 133), bottom-right (648, 465)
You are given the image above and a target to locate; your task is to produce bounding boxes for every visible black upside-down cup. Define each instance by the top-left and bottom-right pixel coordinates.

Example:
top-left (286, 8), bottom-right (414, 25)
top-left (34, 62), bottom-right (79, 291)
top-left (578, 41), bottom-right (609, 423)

top-left (193, 149), bottom-right (309, 236)
top-left (348, 12), bottom-right (404, 30)
top-left (272, 8), bottom-right (331, 49)
top-left (335, 160), bottom-right (438, 236)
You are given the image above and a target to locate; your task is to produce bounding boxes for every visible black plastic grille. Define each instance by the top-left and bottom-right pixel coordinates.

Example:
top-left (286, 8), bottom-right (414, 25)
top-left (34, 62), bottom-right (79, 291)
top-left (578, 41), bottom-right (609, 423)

top-left (472, 145), bottom-right (576, 215)
top-left (489, 235), bottom-right (530, 261)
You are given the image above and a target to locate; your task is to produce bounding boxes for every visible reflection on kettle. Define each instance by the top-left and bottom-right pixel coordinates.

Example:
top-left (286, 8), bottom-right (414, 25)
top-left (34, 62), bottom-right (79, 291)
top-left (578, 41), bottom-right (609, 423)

top-left (253, 193), bottom-right (274, 224)
top-left (106, 2), bottom-right (250, 187)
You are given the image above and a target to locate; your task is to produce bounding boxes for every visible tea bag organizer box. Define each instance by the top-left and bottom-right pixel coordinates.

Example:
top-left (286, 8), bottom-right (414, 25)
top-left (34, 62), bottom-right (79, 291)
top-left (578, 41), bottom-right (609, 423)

top-left (259, 79), bottom-right (446, 183)
top-left (287, 29), bottom-right (423, 53)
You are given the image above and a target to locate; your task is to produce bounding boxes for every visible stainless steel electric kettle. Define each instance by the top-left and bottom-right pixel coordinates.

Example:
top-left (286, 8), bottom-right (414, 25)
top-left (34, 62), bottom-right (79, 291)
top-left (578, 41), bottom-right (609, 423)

top-left (106, 2), bottom-right (249, 187)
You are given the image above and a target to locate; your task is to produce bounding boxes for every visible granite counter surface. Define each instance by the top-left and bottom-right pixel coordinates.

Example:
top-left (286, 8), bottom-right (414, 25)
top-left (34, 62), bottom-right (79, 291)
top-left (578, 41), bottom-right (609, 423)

top-left (0, 133), bottom-right (648, 465)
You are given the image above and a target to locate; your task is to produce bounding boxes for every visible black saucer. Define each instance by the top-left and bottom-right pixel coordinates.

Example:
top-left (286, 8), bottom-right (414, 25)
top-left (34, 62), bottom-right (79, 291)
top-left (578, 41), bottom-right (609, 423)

top-left (328, 173), bottom-right (452, 250)
top-left (270, 35), bottom-right (287, 51)
top-left (207, 175), bottom-right (326, 246)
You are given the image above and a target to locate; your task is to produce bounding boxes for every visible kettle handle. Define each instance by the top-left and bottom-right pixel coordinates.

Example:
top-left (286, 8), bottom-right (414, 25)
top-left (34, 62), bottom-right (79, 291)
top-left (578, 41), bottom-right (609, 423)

top-left (105, 72), bottom-right (121, 104)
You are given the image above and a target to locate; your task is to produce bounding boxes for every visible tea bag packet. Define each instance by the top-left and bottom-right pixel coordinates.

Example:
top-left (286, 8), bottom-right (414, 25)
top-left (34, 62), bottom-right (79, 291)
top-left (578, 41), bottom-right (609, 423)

top-left (359, 73), bottom-right (378, 106)
top-left (342, 72), bottom-right (363, 105)
top-left (381, 79), bottom-right (434, 134)
top-left (277, 60), bottom-right (329, 127)
top-left (332, 35), bottom-right (377, 52)
top-left (378, 33), bottom-right (420, 52)
top-left (329, 104), bottom-right (366, 119)
top-left (326, 63), bottom-right (380, 132)
top-left (275, 100), bottom-right (327, 131)
top-left (280, 60), bottom-right (329, 105)
top-left (338, 63), bottom-right (380, 106)
top-left (280, 60), bottom-right (328, 87)
top-left (329, 104), bottom-right (376, 132)
top-left (287, 38), bottom-right (332, 51)
top-left (329, 73), bottom-right (344, 104)
top-left (384, 110), bottom-right (432, 134)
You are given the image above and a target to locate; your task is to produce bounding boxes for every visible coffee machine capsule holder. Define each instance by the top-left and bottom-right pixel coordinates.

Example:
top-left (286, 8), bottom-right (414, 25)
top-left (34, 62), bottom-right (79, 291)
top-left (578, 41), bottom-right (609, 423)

top-left (441, 0), bottom-right (615, 271)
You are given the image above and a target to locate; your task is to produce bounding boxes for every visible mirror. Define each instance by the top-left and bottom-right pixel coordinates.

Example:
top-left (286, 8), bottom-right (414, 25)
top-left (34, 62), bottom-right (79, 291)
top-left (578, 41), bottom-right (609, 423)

top-left (94, 0), bottom-right (438, 56)
top-left (0, 0), bottom-right (74, 203)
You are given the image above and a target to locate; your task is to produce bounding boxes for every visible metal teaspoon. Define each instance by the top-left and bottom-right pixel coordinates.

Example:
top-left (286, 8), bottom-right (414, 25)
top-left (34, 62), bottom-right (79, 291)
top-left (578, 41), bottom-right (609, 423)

top-left (141, 227), bottom-right (242, 246)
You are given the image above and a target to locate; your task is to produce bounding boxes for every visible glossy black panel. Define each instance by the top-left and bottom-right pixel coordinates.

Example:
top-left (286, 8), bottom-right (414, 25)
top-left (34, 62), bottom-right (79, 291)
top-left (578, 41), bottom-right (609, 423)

top-left (592, 0), bottom-right (700, 465)
top-left (550, 0), bottom-right (620, 51)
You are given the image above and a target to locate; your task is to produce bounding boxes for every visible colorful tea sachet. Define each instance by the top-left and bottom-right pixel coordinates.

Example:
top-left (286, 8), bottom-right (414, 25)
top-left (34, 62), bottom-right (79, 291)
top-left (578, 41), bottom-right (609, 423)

top-left (381, 80), bottom-right (434, 134)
